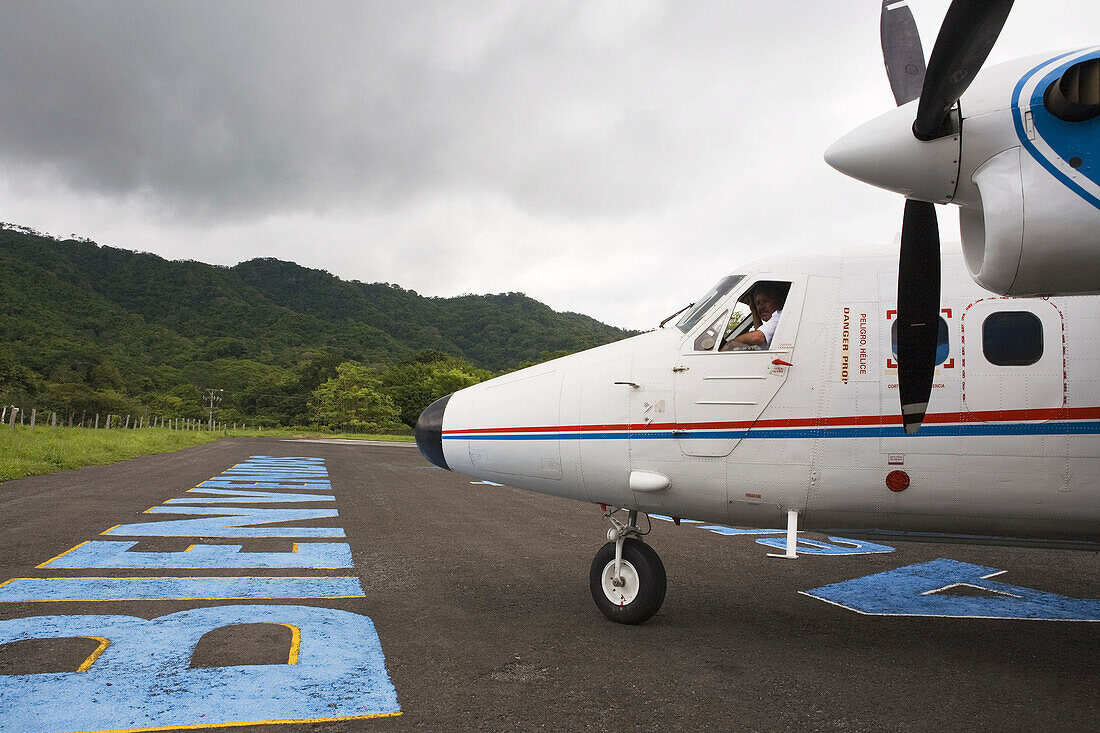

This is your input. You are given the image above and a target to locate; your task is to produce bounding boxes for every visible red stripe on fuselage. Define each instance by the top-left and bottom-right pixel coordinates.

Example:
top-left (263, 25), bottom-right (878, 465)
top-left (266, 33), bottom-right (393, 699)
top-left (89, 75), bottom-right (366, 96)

top-left (440, 406), bottom-right (1100, 436)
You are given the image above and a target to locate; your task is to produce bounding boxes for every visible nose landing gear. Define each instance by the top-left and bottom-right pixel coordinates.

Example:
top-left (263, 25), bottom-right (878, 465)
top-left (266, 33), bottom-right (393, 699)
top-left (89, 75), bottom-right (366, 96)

top-left (590, 509), bottom-right (666, 624)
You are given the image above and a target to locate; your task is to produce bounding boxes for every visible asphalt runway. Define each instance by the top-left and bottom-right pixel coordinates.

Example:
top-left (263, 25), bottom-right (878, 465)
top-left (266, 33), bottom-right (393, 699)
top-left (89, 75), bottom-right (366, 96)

top-left (0, 438), bottom-right (1097, 732)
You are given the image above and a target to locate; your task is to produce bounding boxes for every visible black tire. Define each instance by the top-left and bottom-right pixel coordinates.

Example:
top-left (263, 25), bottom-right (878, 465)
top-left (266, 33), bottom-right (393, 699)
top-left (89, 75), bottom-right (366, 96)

top-left (589, 538), bottom-right (667, 624)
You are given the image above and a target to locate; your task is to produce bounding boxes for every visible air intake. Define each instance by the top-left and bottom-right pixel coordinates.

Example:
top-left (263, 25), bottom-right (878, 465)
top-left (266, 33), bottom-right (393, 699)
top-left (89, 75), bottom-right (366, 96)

top-left (1044, 56), bottom-right (1100, 122)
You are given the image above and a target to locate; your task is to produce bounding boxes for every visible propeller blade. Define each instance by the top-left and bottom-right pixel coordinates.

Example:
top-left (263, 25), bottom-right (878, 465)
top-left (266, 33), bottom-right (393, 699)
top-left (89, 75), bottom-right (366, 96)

top-left (896, 200), bottom-right (941, 434)
top-left (912, 0), bottom-right (1014, 140)
top-left (881, 0), bottom-right (927, 106)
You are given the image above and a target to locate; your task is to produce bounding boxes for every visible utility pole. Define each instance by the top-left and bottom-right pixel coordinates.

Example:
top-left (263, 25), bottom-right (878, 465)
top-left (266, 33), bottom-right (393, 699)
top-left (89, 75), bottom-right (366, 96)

top-left (204, 388), bottom-right (224, 431)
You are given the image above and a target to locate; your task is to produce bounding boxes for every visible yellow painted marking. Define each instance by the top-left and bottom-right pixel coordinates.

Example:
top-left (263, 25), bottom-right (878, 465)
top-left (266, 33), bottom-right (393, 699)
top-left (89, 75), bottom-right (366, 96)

top-left (76, 711), bottom-right (402, 732)
top-left (276, 623), bottom-right (301, 665)
top-left (100, 525), bottom-right (121, 535)
top-left (76, 637), bottom-right (110, 672)
top-left (0, 578), bottom-right (15, 590)
top-left (36, 541), bottom-right (90, 569)
top-left (183, 544), bottom-right (197, 552)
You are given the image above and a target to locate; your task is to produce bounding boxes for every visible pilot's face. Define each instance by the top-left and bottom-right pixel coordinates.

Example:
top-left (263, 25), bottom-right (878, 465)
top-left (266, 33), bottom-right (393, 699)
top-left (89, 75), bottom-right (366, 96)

top-left (754, 293), bottom-right (778, 321)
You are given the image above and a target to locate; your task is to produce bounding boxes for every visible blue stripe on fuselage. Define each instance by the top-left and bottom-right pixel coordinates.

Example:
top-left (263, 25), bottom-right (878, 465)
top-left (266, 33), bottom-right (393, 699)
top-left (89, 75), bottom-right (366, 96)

top-left (1012, 48), bottom-right (1100, 210)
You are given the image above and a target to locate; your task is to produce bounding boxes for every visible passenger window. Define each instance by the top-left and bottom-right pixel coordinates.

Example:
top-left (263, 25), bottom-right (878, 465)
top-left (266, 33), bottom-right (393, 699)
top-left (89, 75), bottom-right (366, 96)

top-left (891, 317), bottom-right (950, 365)
top-left (983, 311), bottom-right (1043, 366)
top-left (694, 310), bottom-right (729, 351)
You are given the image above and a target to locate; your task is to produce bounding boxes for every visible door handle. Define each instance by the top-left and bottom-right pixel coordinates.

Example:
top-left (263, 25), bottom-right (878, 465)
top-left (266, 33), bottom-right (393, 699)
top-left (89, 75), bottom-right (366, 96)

top-left (614, 381), bottom-right (641, 388)
top-left (771, 358), bottom-right (793, 367)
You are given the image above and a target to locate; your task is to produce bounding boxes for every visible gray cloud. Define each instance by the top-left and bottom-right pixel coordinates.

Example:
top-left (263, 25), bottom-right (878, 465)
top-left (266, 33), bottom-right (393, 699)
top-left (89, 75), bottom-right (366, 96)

top-left (0, 1), bottom-right (686, 219)
top-left (1, 1), bottom-right (1096, 328)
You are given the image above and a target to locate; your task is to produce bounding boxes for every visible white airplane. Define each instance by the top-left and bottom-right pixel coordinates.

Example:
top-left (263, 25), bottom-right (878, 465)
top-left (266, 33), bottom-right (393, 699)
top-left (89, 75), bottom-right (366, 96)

top-left (416, 250), bottom-right (1100, 622)
top-left (414, 1), bottom-right (1100, 625)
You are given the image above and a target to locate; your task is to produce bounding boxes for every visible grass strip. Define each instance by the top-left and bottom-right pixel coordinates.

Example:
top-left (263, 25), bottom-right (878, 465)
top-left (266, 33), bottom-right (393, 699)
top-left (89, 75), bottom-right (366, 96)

top-left (0, 427), bottom-right (415, 483)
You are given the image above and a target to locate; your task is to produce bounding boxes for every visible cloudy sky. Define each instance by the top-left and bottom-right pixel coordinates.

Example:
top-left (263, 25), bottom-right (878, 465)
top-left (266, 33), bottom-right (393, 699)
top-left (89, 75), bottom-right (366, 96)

top-left (2, 1), bottom-right (1097, 329)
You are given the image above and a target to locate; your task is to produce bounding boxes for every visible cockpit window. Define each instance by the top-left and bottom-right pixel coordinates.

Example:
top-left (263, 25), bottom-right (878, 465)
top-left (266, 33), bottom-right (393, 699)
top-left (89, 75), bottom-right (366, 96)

top-left (676, 275), bottom-right (743, 333)
top-left (693, 310), bottom-right (729, 351)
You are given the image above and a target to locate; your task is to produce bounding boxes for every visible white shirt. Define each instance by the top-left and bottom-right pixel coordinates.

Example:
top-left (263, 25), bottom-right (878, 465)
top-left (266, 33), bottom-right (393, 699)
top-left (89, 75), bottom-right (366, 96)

top-left (758, 309), bottom-right (782, 348)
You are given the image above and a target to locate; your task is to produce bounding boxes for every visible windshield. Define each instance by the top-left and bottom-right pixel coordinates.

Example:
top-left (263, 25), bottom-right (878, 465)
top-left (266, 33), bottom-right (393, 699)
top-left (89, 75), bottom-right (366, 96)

top-left (675, 275), bottom-right (743, 333)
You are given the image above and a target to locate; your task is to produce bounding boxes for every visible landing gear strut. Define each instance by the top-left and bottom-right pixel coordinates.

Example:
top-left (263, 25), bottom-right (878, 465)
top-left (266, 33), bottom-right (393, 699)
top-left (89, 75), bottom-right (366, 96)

top-left (590, 509), bottom-right (666, 624)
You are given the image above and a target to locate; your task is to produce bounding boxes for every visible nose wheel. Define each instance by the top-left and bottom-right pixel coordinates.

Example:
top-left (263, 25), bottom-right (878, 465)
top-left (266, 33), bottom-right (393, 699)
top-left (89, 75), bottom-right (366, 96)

top-left (590, 510), bottom-right (666, 624)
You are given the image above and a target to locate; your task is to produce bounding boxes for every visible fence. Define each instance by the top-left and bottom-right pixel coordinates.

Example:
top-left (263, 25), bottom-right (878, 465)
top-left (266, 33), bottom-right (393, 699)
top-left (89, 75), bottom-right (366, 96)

top-left (2, 405), bottom-right (247, 432)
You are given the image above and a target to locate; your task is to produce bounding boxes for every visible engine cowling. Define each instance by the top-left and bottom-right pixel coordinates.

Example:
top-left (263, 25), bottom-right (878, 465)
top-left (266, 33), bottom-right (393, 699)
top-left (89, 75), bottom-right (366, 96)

top-left (960, 52), bottom-right (1100, 296)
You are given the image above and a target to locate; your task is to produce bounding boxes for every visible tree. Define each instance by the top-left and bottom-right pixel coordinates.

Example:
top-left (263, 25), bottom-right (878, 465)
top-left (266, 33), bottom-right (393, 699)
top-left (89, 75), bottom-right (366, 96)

top-left (89, 359), bottom-right (126, 390)
top-left (0, 350), bottom-right (39, 402)
top-left (380, 351), bottom-right (491, 427)
top-left (309, 362), bottom-right (403, 433)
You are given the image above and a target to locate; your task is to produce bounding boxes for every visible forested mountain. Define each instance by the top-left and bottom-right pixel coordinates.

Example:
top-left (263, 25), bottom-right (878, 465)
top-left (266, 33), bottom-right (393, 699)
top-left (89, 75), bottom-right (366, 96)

top-left (0, 226), bottom-right (635, 428)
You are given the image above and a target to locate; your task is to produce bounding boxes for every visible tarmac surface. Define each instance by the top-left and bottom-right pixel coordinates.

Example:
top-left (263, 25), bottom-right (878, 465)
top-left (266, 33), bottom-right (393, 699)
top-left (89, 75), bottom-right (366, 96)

top-left (0, 437), bottom-right (1097, 732)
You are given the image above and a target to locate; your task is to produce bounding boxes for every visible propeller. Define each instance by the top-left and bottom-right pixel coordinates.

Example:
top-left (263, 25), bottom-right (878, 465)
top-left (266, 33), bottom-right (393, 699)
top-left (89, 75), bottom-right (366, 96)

top-left (880, 0), bottom-right (926, 106)
top-left (912, 0), bottom-right (1015, 141)
top-left (896, 199), bottom-right (940, 433)
top-left (879, 0), bottom-right (1013, 433)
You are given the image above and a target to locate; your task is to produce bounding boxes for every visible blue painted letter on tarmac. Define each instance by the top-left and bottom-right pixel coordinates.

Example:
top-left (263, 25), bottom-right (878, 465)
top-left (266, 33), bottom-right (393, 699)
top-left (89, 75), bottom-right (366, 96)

top-left (700, 525), bottom-right (784, 536)
top-left (0, 605), bottom-right (400, 732)
top-left (167, 488), bottom-right (335, 503)
top-left (756, 536), bottom-right (895, 555)
top-left (103, 506), bottom-right (345, 537)
top-left (40, 540), bottom-right (354, 569)
top-left (0, 576), bottom-right (364, 602)
top-left (802, 558), bottom-right (1100, 620)
top-left (197, 456), bottom-right (332, 490)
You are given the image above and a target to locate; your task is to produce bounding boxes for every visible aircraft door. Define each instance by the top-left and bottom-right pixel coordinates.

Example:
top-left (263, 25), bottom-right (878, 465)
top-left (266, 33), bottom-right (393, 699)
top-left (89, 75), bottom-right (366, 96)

top-left (962, 298), bottom-right (1066, 417)
top-left (673, 277), bottom-right (804, 457)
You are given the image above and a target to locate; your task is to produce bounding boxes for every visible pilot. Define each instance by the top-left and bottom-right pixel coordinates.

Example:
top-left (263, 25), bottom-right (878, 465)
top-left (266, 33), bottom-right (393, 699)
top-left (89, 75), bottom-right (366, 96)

top-left (726, 285), bottom-right (784, 349)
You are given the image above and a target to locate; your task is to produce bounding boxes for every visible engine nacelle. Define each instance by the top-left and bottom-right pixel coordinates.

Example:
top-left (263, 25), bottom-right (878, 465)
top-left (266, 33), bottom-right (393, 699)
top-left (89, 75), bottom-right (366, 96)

top-left (960, 51), bottom-right (1100, 297)
top-left (826, 48), bottom-right (1100, 299)
top-left (962, 146), bottom-right (1100, 296)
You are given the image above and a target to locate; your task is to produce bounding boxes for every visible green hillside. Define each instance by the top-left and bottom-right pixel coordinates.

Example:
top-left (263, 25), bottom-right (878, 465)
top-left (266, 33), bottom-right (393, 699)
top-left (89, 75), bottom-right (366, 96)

top-left (0, 226), bottom-right (635, 429)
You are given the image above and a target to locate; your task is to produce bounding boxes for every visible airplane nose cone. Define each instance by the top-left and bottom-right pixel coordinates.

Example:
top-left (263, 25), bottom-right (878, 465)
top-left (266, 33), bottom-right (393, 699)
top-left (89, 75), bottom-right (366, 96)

top-left (824, 102), bottom-right (961, 204)
top-left (415, 393), bottom-right (451, 470)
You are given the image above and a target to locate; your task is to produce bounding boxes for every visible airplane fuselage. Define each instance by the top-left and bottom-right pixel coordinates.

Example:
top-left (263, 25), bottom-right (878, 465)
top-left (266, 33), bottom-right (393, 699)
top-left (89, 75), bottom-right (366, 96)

top-left (424, 251), bottom-right (1100, 549)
